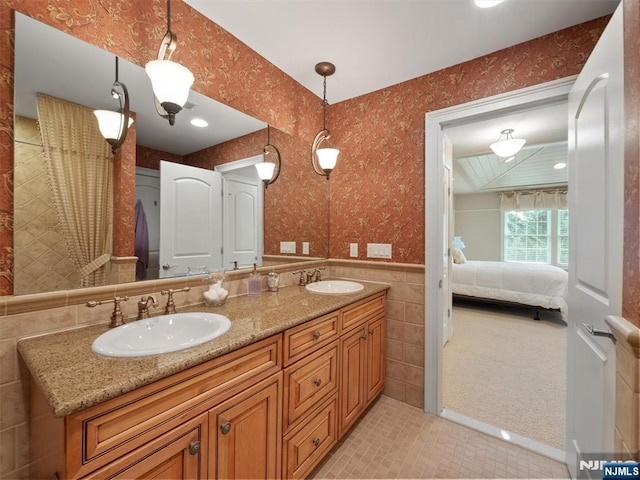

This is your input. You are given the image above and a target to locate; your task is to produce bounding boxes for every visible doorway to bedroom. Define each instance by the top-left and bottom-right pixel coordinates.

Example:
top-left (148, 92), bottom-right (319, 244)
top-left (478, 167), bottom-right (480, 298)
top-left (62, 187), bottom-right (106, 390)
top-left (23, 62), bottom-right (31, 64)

top-left (425, 77), bottom-right (572, 462)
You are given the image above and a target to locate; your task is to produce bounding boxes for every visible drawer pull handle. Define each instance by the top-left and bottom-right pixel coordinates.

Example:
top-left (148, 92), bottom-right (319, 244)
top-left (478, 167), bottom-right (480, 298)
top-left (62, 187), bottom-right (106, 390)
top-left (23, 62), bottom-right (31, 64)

top-left (313, 437), bottom-right (321, 447)
top-left (189, 441), bottom-right (201, 455)
top-left (220, 422), bottom-right (232, 435)
top-left (312, 331), bottom-right (321, 340)
top-left (314, 378), bottom-right (322, 387)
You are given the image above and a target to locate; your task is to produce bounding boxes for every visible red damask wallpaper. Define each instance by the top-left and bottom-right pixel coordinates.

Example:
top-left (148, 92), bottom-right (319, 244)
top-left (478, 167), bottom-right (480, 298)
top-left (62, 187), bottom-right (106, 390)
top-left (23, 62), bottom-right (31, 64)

top-left (327, 16), bottom-right (609, 265)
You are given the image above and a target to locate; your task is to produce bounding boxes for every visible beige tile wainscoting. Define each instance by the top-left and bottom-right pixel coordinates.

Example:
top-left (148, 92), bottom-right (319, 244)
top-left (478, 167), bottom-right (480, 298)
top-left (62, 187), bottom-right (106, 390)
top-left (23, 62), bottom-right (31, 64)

top-left (0, 259), bottom-right (421, 479)
top-left (606, 316), bottom-right (640, 460)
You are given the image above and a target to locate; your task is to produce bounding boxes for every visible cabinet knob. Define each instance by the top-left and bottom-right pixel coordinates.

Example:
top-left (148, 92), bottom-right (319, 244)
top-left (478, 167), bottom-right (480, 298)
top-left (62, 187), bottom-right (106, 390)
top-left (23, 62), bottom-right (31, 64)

top-left (312, 331), bottom-right (321, 340)
top-left (361, 334), bottom-right (368, 340)
top-left (188, 441), bottom-right (201, 455)
top-left (313, 378), bottom-right (322, 387)
top-left (368, 330), bottom-right (374, 336)
top-left (220, 422), bottom-right (232, 435)
top-left (312, 437), bottom-right (321, 447)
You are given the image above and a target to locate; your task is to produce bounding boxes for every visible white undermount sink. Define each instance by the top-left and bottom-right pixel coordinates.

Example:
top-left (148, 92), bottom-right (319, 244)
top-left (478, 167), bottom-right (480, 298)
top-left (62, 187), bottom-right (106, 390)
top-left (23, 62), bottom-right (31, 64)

top-left (92, 312), bottom-right (231, 358)
top-left (305, 280), bottom-right (364, 295)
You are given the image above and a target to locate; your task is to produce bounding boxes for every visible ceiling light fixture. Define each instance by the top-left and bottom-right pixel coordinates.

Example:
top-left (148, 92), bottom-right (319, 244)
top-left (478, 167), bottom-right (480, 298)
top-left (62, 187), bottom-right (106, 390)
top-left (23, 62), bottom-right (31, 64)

top-left (554, 162), bottom-right (567, 170)
top-left (145, 0), bottom-right (194, 126)
top-left (311, 62), bottom-right (339, 180)
top-left (474, 0), bottom-right (505, 8)
top-left (93, 56), bottom-right (134, 154)
top-left (504, 156), bottom-right (515, 163)
top-left (490, 129), bottom-right (526, 157)
top-left (255, 125), bottom-right (281, 188)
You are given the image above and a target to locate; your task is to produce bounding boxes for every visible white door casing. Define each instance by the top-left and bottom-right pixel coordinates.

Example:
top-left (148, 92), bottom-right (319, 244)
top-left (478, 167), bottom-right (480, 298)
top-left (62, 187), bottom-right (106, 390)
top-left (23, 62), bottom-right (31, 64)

top-left (135, 167), bottom-right (160, 280)
top-left (159, 160), bottom-right (223, 277)
top-left (443, 134), bottom-right (454, 346)
top-left (424, 77), bottom-right (575, 423)
top-left (566, 6), bottom-right (622, 478)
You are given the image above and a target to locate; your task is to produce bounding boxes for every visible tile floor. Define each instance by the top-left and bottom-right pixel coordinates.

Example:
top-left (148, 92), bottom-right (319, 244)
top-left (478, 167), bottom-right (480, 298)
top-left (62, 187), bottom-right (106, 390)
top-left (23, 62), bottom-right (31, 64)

top-left (310, 395), bottom-right (570, 479)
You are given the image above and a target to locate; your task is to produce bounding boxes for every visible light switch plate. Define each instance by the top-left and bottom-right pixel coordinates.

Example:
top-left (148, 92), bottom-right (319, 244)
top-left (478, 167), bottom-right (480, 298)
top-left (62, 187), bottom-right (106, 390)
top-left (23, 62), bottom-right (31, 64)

top-left (350, 243), bottom-right (358, 257)
top-left (367, 243), bottom-right (392, 259)
top-left (302, 242), bottom-right (310, 255)
top-left (280, 241), bottom-right (296, 254)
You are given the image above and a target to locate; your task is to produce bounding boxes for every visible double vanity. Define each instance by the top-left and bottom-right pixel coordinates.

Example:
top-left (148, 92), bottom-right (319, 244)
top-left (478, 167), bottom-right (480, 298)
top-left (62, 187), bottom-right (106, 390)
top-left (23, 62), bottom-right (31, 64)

top-left (18, 280), bottom-right (388, 480)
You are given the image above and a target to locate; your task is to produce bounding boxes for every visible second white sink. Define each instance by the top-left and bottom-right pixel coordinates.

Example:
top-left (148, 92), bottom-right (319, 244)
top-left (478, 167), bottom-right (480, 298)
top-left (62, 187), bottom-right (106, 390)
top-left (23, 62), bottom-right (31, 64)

top-left (92, 312), bottom-right (231, 358)
top-left (305, 280), bottom-right (364, 295)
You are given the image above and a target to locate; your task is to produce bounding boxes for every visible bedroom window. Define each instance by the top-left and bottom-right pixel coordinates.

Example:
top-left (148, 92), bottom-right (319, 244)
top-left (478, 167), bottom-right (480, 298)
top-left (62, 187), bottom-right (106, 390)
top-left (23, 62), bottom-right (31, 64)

top-left (503, 209), bottom-right (568, 266)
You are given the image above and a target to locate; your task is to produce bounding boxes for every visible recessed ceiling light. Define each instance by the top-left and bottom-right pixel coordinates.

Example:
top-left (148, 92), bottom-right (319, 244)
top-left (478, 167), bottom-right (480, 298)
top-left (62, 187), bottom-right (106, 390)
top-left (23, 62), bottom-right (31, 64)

top-left (504, 156), bottom-right (515, 163)
top-left (190, 118), bottom-right (208, 128)
top-left (554, 162), bottom-right (567, 170)
top-left (474, 0), bottom-right (505, 7)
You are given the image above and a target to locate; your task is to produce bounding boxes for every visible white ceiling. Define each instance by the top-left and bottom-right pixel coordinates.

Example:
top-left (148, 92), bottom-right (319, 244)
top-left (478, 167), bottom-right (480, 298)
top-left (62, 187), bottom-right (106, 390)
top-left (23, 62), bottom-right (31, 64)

top-left (184, 0), bottom-right (619, 103)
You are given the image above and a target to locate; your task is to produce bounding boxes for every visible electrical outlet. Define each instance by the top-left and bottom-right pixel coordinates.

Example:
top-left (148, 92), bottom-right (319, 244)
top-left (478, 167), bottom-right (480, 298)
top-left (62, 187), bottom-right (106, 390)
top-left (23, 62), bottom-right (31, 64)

top-left (367, 243), bottom-right (392, 259)
top-left (302, 242), bottom-right (310, 255)
top-left (349, 243), bottom-right (358, 257)
top-left (280, 241), bottom-right (296, 254)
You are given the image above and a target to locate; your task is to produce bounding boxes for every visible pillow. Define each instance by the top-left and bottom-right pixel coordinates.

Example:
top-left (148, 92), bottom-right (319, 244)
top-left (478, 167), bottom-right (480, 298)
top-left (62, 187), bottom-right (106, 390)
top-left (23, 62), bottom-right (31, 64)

top-left (452, 245), bottom-right (466, 264)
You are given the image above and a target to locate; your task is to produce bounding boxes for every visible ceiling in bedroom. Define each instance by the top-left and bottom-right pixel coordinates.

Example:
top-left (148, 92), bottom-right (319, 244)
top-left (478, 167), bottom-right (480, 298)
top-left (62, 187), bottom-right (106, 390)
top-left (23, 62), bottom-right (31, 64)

top-left (446, 102), bottom-right (569, 195)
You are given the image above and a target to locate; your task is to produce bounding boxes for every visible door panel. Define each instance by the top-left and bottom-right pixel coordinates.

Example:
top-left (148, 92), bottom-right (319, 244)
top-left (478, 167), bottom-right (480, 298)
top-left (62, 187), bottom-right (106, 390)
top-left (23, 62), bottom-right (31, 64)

top-left (159, 161), bottom-right (223, 277)
top-left (566, 5), bottom-right (622, 478)
top-left (223, 174), bottom-right (260, 269)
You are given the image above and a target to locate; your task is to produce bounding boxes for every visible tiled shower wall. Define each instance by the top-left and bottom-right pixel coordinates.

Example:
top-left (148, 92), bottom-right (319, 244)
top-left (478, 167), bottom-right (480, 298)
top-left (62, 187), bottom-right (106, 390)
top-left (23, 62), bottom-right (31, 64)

top-left (13, 117), bottom-right (77, 294)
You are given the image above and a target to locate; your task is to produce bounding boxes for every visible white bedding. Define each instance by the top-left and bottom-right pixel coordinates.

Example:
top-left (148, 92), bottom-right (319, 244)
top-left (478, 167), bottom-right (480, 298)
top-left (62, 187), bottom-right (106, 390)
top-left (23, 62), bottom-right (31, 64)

top-left (452, 260), bottom-right (568, 318)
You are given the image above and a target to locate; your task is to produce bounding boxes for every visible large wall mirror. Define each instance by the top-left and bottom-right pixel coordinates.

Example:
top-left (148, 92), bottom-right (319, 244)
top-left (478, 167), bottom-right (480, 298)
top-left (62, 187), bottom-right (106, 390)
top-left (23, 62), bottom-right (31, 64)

top-left (13, 12), bottom-right (329, 296)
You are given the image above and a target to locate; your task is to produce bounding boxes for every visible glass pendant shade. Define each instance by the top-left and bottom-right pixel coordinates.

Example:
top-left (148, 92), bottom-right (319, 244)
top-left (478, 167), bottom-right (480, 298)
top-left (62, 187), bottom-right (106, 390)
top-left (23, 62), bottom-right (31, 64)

top-left (94, 110), bottom-right (134, 141)
top-left (145, 59), bottom-right (194, 109)
top-left (316, 148), bottom-right (339, 172)
top-left (490, 138), bottom-right (526, 157)
top-left (474, 0), bottom-right (504, 7)
top-left (255, 162), bottom-right (276, 181)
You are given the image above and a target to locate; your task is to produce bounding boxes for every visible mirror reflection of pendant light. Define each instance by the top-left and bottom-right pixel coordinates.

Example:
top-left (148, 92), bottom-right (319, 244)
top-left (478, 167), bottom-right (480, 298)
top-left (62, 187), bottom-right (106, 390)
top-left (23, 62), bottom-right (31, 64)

top-left (311, 62), bottom-right (339, 179)
top-left (489, 128), bottom-right (526, 157)
top-left (255, 125), bottom-right (281, 188)
top-left (93, 56), bottom-right (134, 154)
top-left (145, 0), bottom-right (194, 126)
top-left (474, 0), bottom-right (505, 7)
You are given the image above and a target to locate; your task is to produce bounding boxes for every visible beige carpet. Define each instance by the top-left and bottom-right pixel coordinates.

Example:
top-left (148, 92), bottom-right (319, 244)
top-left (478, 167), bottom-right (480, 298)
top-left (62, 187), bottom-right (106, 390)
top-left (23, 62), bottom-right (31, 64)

top-left (443, 299), bottom-right (567, 450)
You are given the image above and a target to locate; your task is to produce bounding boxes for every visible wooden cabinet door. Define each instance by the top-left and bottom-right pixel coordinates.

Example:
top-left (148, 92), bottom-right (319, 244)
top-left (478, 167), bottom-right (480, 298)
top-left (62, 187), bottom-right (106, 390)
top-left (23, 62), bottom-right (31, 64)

top-left (366, 315), bottom-right (385, 404)
top-left (211, 373), bottom-right (282, 480)
top-left (81, 413), bottom-right (207, 480)
top-left (339, 327), bottom-right (366, 437)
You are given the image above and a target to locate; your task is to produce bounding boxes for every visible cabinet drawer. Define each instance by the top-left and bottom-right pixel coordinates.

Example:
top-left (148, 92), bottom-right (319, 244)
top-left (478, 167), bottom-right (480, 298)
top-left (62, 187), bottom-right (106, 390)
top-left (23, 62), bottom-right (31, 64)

top-left (341, 293), bottom-right (385, 333)
top-left (283, 311), bottom-right (339, 366)
top-left (283, 342), bottom-right (339, 431)
top-left (282, 395), bottom-right (338, 480)
top-left (67, 335), bottom-right (281, 478)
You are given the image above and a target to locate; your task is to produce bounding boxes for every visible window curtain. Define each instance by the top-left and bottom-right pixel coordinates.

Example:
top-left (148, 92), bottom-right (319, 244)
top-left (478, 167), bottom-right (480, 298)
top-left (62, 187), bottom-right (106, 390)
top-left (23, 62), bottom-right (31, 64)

top-left (36, 94), bottom-right (113, 287)
top-left (499, 190), bottom-right (567, 211)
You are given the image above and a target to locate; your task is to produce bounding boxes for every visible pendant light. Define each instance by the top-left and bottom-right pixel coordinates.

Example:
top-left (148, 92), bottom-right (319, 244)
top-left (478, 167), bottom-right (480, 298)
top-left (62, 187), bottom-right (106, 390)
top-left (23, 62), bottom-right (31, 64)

top-left (255, 125), bottom-right (281, 188)
top-left (93, 56), bottom-right (133, 154)
top-left (145, 0), bottom-right (194, 126)
top-left (489, 129), bottom-right (526, 157)
top-left (311, 62), bottom-right (339, 179)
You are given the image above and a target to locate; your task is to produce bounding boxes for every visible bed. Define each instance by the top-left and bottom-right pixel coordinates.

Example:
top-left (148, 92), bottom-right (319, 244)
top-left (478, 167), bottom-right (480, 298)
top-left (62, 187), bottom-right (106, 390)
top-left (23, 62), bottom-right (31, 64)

top-left (451, 260), bottom-right (568, 319)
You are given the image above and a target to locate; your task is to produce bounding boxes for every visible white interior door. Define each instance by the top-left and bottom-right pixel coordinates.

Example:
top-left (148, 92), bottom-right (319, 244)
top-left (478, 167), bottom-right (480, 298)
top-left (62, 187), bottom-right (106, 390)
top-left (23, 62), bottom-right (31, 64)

top-left (159, 160), bottom-right (223, 277)
top-left (223, 173), bottom-right (260, 270)
top-left (566, 6), bottom-right (623, 478)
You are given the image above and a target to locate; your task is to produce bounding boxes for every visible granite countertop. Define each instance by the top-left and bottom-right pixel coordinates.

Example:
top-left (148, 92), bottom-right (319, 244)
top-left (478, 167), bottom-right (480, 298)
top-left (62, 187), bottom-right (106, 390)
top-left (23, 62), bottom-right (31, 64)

top-left (18, 281), bottom-right (389, 418)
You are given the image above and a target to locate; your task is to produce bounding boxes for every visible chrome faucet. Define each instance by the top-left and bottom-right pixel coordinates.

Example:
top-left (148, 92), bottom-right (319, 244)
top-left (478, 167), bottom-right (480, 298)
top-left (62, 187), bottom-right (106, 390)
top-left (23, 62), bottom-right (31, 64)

top-left (292, 270), bottom-right (306, 286)
top-left (294, 267), bottom-right (326, 286)
top-left (137, 295), bottom-right (158, 320)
